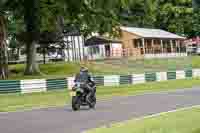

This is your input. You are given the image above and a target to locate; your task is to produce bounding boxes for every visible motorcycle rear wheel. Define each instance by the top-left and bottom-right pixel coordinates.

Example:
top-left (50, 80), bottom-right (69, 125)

top-left (89, 95), bottom-right (96, 109)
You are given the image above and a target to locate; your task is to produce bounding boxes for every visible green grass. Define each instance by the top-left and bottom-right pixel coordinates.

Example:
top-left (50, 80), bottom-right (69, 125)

top-left (1, 78), bottom-right (200, 112)
top-left (8, 56), bottom-right (199, 80)
top-left (87, 106), bottom-right (200, 133)
top-left (8, 62), bottom-right (82, 79)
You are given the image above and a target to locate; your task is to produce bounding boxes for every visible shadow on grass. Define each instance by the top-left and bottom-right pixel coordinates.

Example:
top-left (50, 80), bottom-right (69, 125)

top-left (192, 128), bottom-right (200, 133)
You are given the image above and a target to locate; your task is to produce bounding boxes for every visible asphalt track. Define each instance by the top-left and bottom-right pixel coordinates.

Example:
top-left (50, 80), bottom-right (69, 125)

top-left (1, 88), bottom-right (200, 133)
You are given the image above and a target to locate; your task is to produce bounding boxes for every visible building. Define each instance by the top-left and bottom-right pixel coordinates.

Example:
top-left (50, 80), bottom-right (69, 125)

top-left (15, 27), bottom-right (188, 63)
top-left (184, 36), bottom-right (200, 54)
top-left (62, 36), bottom-right (85, 62)
top-left (83, 27), bottom-right (187, 60)
top-left (120, 27), bottom-right (187, 59)
top-left (84, 36), bottom-right (122, 60)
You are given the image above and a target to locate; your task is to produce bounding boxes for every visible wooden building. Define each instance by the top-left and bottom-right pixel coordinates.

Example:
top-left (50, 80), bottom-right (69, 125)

top-left (84, 36), bottom-right (122, 60)
top-left (120, 27), bottom-right (187, 59)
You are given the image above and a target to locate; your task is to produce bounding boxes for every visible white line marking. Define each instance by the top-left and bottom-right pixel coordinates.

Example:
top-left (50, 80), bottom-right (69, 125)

top-left (83, 105), bottom-right (200, 133)
top-left (105, 105), bottom-right (200, 128)
top-left (133, 105), bottom-right (200, 121)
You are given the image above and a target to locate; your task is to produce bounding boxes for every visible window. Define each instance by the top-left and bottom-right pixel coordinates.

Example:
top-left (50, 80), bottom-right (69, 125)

top-left (89, 46), bottom-right (100, 54)
top-left (92, 46), bottom-right (100, 54)
top-left (133, 39), bottom-right (138, 48)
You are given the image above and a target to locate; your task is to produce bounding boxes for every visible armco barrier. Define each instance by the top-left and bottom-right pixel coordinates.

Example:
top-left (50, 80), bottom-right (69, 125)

top-left (120, 75), bottom-right (132, 85)
top-left (132, 74), bottom-right (145, 84)
top-left (167, 71), bottom-right (176, 80)
top-left (104, 75), bottom-right (120, 86)
top-left (0, 69), bottom-right (199, 94)
top-left (21, 79), bottom-right (46, 94)
top-left (92, 76), bottom-right (104, 86)
top-left (156, 72), bottom-right (167, 81)
top-left (47, 78), bottom-right (67, 91)
top-left (0, 80), bottom-right (20, 93)
top-left (185, 69), bottom-right (193, 78)
top-left (176, 70), bottom-right (185, 80)
top-left (145, 72), bottom-right (157, 82)
top-left (193, 69), bottom-right (200, 78)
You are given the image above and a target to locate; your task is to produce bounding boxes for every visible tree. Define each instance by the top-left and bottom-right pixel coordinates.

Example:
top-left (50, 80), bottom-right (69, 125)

top-left (23, 0), bottom-right (131, 74)
top-left (0, 0), bottom-right (10, 79)
top-left (23, 0), bottom-right (41, 75)
top-left (155, 0), bottom-right (193, 36)
top-left (193, 0), bottom-right (200, 8)
top-left (192, 0), bottom-right (200, 37)
top-left (7, 13), bottom-right (24, 61)
top-left (193, 9), bottom-right (200, 36)
top-left (0, 13), bottom-right (8, 79)
top-left (1, 0), bottom-right (130, 76)
top-left (120, 0), bottom-right (158, 28)
top-left (0, 0), bottom-right (26, 78)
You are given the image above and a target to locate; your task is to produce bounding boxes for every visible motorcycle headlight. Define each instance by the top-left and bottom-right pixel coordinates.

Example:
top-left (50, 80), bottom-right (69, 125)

top-left (77, 84), bottom-right (80, 88)
top-left (75, 82), bottom-right (81, 87)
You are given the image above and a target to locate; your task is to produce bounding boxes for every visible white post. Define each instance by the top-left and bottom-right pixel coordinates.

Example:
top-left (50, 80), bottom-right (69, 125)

top-left (137, 39), bottom-right (141, 59)
top-left (175, 40), bottom-right (180, 56)
top-left (175, 40), bottom-right (178, 52)
top-left (161, 40), bottom-right (164, 53)
top-left (170, 40), bottom-right (173, 53)
top-left (142, 38), bottom-right (145, 55)
top-left (137, 39), bottom-right (140, 48)
top-left (82, 36), bottom-right (85, 60)
top-left (151, 39), bottom-right (154, 54)
top-left (178, 40), bottom-right (181, 53)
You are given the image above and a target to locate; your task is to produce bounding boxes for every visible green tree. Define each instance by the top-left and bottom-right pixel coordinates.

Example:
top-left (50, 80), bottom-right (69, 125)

top-left (155, 0), bottom-right (193, 36)
top-left (23, 0), bottom-right (41, 75)
top-left (193, 0), bottom-right (200, 8)
top-left (120, 0), bottom-right (157, 28)
top-left (7, 13), bottom-right (24, 60)
top-left (1, 0), bottom-right (130, 77)
top-left (192, 0), bottom-right (200, 37)
top-left (0, 14), bottom-right (8, 79)
top-left (0, 0), bottom-right (10, 79)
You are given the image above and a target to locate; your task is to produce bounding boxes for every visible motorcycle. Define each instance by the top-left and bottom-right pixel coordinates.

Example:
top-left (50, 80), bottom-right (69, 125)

top-left (70, 82), bottom-right (96, 111)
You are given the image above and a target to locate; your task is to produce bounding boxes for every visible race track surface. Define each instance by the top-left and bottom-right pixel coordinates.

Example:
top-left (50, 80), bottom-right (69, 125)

top-left (1, 88), bottom-right (200, 133)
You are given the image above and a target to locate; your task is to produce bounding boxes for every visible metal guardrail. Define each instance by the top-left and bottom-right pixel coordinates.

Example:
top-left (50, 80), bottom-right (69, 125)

top-left (47, 78), bottom-right (68, 91)
top-left (0, 80), bottom-right (21, 93)
top-left (0, 69), bottom-right (195, 94)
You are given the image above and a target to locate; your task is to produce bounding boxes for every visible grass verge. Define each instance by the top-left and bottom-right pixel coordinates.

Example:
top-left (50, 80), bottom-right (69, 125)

top-left (87, 106), bottom-right (200, 133)
top-left (8, 56), bottom-right (198, 79)
top-left (0, 79), bottom-right (200, 112)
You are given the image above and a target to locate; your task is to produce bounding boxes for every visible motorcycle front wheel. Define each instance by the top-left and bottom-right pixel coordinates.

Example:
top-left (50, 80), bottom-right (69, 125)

top-left (72, 96), bottom-right (81, 111)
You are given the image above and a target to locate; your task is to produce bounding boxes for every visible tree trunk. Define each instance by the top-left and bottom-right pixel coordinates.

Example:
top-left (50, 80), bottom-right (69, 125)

top-left (17, 47), bottom-right (20, 60)
top-left (24, 41), bottom-right (40, 75)
top-left (24, 0), bottom-right (40, 75)
top-left (43, 47), bottom-right (46, 64)
top-left (0, 15), bottom-right (8, 79)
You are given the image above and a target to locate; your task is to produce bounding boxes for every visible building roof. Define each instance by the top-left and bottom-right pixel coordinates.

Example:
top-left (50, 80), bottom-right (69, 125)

top-left (63, 26), bottom-right (81, 36)
top-left (85, 36), bottom-right (121, 46)
top-left (121, 27), bottom-right (185, 40)
top-left (185, 36), bottom-right (200, 45)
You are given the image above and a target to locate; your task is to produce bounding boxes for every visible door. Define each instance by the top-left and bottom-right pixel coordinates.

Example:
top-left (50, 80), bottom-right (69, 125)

top-left (105, 45), bottom-right (111, 57)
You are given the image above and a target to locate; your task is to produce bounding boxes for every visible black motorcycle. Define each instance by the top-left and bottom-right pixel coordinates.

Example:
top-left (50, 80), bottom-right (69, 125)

top-left (70, 82), bottom-right (96, 111)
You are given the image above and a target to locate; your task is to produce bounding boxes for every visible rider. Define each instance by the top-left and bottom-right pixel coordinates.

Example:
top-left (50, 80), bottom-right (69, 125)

top-left (74, 67), bottom-right (96, 103)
